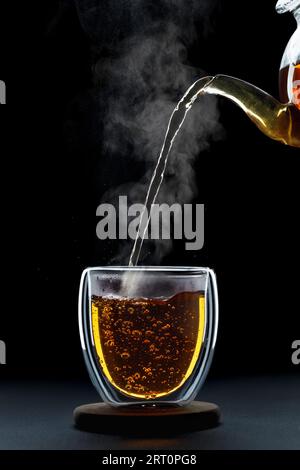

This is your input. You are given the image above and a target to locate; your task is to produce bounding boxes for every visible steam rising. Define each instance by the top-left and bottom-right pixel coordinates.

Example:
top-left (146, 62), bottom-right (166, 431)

top-left (75, 0), bottom-right (224, 264)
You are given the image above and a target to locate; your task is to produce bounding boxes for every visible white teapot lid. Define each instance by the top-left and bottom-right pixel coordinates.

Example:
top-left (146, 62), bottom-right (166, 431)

top-left (276, 0), bottom-right (300, 14)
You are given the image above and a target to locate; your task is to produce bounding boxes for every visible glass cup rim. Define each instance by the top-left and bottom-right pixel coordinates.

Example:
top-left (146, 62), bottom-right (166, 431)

top-left (83, 266), bottom-right (212, 275)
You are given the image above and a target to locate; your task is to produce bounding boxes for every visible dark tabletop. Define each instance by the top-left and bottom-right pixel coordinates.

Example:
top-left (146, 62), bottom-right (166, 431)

top-left (0, 375), bottom-right (299, 450)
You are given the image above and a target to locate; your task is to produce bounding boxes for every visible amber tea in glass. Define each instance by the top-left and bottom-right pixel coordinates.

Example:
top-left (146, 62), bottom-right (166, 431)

top-left (79, 267), bottom-right (218, 407)
top-left (91, 291), bottom-right (205, 399)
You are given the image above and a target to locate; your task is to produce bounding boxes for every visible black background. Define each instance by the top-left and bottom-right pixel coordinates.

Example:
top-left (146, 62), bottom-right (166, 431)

top-left (0, 0), bottom-right (299, 384)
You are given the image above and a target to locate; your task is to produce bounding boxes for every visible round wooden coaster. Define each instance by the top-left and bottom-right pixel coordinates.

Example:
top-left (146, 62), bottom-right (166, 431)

top-left (74, 401), bottom-right (221, 435)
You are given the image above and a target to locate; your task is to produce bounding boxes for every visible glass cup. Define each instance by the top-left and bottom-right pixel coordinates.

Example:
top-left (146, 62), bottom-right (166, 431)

top-left (79, 266), bottom-right (218, 407)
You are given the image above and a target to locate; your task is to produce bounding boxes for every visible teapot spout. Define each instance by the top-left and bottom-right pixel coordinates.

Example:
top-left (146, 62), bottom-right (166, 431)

top-left (203, 75), bottom-right (300, 148)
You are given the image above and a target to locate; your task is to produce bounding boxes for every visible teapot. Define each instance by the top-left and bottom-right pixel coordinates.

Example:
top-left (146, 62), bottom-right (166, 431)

top-left (202, 0), bottom-right (300, 147)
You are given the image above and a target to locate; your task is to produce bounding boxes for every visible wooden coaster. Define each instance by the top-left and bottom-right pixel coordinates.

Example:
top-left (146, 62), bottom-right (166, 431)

top-left (74, 401), bottom-right (221, 435)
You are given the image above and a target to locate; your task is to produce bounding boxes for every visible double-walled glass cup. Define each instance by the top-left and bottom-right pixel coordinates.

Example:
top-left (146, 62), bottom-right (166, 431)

top-left (79, 267), bottom-right (218, 407)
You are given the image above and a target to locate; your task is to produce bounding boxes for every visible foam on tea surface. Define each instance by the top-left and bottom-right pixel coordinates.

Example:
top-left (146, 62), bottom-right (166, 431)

top-left (91, 291), bottom-right (205, 399)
